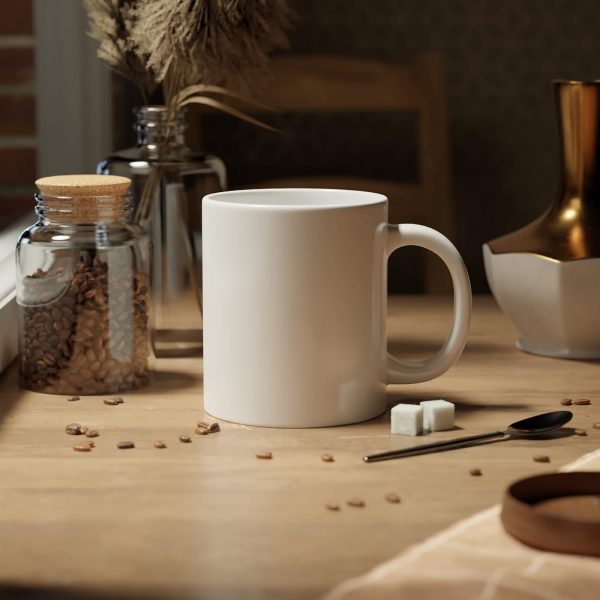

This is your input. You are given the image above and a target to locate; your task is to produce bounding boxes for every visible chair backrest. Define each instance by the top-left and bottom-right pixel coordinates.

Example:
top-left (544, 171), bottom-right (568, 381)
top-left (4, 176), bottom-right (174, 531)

top-left (250, 53), bottom-right (453, 292)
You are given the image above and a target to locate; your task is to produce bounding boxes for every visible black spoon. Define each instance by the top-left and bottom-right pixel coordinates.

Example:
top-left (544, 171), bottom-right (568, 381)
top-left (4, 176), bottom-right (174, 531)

top-left (363, 410), bottom-right (573, 463)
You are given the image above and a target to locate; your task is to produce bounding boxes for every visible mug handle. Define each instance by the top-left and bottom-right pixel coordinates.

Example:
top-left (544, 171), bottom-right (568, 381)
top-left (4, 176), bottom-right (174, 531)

top-left (386, 223), bottom-right (471, 384)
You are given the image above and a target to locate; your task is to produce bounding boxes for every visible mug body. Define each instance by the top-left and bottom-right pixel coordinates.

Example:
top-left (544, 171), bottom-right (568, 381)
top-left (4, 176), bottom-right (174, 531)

top-left (202, 189), bottom-right (388, 427)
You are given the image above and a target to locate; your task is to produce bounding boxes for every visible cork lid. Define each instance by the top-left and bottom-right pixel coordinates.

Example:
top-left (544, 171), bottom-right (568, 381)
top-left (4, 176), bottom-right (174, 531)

top-left (35, 174), bottom-right (131, 197)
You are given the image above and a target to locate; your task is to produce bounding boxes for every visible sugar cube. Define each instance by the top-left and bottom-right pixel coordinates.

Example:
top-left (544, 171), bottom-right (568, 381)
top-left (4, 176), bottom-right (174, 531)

top-left (391, 404), bottom-right (423, 436)
top-left (420, 399), bottom-right (455, 432)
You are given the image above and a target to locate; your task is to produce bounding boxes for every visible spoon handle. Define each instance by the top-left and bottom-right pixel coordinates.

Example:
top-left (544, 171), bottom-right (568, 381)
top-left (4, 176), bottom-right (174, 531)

top-left (363, 430), bottom-right (506, 463)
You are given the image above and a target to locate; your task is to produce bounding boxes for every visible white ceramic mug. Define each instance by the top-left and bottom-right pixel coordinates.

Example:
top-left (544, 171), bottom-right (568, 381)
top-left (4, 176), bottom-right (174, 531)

top-left (202, 189), bottom-right (471, 427)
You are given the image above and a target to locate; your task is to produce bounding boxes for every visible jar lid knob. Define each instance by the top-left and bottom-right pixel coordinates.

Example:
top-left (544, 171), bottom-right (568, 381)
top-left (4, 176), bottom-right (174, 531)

top-left (35, 174), bottom-right (131, 197)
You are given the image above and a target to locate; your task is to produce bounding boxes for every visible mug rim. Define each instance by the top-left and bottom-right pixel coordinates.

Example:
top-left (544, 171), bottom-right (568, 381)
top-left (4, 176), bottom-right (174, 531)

top-left (203, 188), bottom-right (388, 210)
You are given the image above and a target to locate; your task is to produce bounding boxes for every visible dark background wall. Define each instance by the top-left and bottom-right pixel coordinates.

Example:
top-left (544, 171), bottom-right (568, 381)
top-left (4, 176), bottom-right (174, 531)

top-left (2, 1), bottom-right (599, 290)
top-left (205, 0), bottom-right (600, 292)
top-left (0, 0), bottom-right (36, 228)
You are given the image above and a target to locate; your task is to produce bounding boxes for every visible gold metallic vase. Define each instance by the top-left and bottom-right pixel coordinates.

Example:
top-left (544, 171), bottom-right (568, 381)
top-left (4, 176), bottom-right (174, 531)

top-left (484, 81), bottom-right (600, 358)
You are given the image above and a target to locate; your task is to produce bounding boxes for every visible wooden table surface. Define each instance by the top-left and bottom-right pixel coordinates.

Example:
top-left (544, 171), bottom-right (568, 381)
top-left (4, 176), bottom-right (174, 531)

top-left (0, 295), bottom-right (598, 600)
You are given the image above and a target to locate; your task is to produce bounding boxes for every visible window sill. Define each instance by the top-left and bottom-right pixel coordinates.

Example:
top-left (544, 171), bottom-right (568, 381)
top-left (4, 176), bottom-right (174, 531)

top-left (0, 216), bottom-right (30, 374)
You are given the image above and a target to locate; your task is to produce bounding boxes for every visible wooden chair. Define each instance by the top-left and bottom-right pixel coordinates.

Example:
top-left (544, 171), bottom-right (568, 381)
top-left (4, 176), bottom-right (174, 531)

top-left (248, 53), bottom-right (453, 293)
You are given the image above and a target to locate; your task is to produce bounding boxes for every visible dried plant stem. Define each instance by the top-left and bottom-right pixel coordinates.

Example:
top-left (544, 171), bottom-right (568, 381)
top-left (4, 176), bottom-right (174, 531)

top-left (134, 167), bottom-right (162, 224)
top-left (173, 84), bottom-right (280, 114)
top-left (177, 97), bottom-right (279, 132)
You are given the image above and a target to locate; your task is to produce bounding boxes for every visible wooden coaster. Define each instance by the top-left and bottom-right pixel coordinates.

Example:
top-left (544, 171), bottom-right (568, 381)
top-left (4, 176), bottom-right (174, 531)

top-left (501, 472), bottom-right (600, 557)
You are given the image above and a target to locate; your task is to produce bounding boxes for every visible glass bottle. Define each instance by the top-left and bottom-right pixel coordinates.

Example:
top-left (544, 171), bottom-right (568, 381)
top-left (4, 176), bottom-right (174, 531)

top-left (98, 106), bottom-right (226, 357)
top-left (16, 175), bottom-right (151, 395)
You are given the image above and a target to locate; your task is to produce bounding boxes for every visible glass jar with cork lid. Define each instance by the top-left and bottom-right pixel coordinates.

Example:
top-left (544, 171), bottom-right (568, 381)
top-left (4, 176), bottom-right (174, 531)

top-left (16, 175), bottom-right (151, 395)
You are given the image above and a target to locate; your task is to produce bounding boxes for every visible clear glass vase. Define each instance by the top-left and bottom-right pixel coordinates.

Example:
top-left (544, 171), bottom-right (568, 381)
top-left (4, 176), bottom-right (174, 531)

top-left (98, 106), bottom-right (226, 357)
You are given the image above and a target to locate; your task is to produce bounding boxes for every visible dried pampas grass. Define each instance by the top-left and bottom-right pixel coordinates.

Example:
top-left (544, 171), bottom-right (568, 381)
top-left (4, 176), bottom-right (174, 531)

top-left (132, 0), bottom-right (292, 99)
top-left (86, 0), bottom-right (291, 223)
top-left (84, 0), bottom-right (156, 101)
top-left (85, 0), bottom-right (293, 105)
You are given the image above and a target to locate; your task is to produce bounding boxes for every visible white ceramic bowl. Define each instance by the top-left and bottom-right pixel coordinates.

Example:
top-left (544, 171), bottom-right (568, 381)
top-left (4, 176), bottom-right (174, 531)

top-left (483, 244), bottom-right (600, 359)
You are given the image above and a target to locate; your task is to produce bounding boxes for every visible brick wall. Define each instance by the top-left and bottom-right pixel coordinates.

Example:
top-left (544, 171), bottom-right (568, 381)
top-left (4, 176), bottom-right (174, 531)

top-left (0, 0), bottom-right (35, 228)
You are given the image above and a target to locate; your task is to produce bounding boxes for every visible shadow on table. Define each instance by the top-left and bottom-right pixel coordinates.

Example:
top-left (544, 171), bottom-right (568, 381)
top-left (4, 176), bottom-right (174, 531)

top-left (542, 356), bottom-right (600, 367)
top-left (0, 361), bottom-right (23, 425)
top-left (0, 583), bottom-right (138, 600)
top-left (0, 582), bottom-right (314, 600)
top-left (523, 427), bottom-right (577, 440)
top-left (388, 338), bottom-right (503, 358)
top-left (467, 427), bottom-right (575, 445)
top-left (126, 369), bottom-right (202, 395)
top-left (389, 337), bottom-right (600, 364)
top-left (384, 391), bottom-right (530, 415)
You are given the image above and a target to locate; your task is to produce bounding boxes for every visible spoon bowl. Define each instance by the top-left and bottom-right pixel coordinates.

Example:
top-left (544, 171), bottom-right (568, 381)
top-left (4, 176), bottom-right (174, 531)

top-left (508, 410), bottom-right (572, 436)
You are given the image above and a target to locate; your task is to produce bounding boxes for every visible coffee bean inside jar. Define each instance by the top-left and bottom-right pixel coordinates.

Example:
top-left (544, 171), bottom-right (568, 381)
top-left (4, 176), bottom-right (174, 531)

top-left (16, 175), bottom-right (151, 395)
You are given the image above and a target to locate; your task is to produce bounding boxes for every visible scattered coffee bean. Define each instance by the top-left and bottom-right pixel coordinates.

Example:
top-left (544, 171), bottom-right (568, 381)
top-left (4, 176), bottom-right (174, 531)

top-left (19, 256), bottom-right (150, 395)
top-left (117, 441), bottom-right (135, 449)
top-left (347, 497), bottom-right (365, 507)
top-left (66, 423), bottom-right (83, 435)
top-left (196, 421), bottom-right (220, 434)
top-left (325, 501), bottom-right (340, 511)
top-left (73, 444), bottom-right (92, 452)
top-left (104, 398), bottom-right (121, 406)
top-left (385, 492), bottom-right (401, 503)
top-left (574, 428), bottom-right (588, 436)
top-left (574, 398), bottom-right (591, 405)
top-left (321, 453), bottom-right (334, 462)
top-left (593, 423), bottom-right (600, 430)
top-left (469, 468), bottom-right (482, 476)
top-left (154, 441), bottom-right (167, 449)
top-left (560, 398), bottom-right (573, 406)
top-left (86, 430), bottom-right (99, 438)
top-left (179, 435), bottom-right (192, 443)
top-left (256, 451), bottom-right (273, 459)
top-left (81, 440), bottom-right (95, 448)
top-left (67, 396), bottom-right (80, 402)
top-left (533, 455), bottom-right (550, 463)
